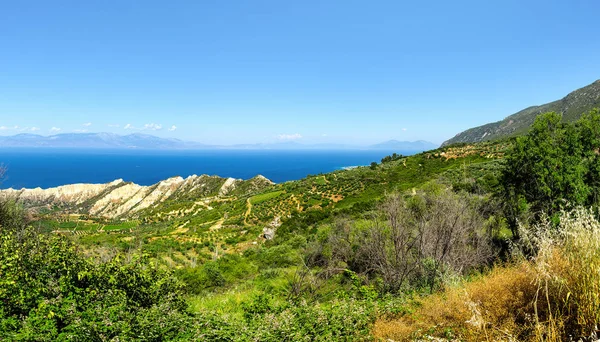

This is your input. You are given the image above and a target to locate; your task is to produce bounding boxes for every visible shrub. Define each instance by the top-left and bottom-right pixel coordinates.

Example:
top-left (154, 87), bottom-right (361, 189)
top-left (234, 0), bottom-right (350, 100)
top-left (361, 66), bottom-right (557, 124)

top-left (0, 200), bottom-right (197, 340)
top-left (255, 245), bottom-right (299, 268)
top-left (311, 188), bottom-right (494, 293)
top-left (243, 298), bottom-right (375, 341)
top-left (177, 261), bottom-right (226, 293)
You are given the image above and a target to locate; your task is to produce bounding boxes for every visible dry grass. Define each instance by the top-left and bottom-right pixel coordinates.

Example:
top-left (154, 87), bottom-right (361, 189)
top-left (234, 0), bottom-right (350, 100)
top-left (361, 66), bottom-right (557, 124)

top-left (374, 208), bottom-right (600, 341)
top-left (374, 263), bottom-right (537, 341)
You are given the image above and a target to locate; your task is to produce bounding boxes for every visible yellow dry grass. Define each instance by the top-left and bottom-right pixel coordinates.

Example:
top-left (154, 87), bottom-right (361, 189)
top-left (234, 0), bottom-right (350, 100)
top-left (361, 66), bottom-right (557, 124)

top-left (374, 263), bottom-right (537, 341)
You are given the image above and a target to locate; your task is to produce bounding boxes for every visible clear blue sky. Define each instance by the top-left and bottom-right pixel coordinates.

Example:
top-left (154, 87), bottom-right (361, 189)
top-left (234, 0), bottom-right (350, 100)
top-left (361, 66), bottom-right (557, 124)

top-left (0, 0), bottom-right (598, 145)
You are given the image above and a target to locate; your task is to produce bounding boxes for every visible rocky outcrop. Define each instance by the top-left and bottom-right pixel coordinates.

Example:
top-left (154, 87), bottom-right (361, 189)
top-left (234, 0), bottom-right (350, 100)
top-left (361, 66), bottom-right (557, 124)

top-left (1, 179), bottom-right (124, 205)
top-left (1, 174), bottom-right (274, 219)
top-left (219, 178), bottom-right (239, 196)
top-left (261, 216), bottom-right (281, 240)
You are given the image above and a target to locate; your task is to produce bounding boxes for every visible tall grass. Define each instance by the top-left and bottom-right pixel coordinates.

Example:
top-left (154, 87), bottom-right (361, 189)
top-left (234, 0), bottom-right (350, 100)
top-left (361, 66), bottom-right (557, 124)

top-left (529, 208), bottom-right (600, 340)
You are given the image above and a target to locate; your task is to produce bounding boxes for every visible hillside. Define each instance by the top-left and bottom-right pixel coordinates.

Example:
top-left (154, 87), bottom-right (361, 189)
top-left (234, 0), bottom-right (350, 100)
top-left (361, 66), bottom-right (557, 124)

top-left (442, 79), bottom-right (600, 146)
top-left (6, 119), bottom-right (600, 340)
top-left (1, 141), bottom-right (513, 340)
top-left (2, 142), bottom-right (506, 269)
top-left (1, 175), bottom-right (273, 218)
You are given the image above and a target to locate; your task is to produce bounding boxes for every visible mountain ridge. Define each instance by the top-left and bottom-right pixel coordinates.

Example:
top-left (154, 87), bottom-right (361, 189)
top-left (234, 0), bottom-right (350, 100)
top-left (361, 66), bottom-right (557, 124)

top-left (442, 79), bottom-right (600, 146)
top-left (0, 174), bottom-right (274, 219)
top-left (0, 132), bottom-right (208, 149)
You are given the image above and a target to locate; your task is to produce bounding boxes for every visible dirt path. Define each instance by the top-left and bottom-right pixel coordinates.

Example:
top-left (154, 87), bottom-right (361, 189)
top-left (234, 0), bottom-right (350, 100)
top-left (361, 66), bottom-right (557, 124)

top-left (209, 218), bottom-right (225, 231)
top-left (244, 198), bottom-right (252, 225)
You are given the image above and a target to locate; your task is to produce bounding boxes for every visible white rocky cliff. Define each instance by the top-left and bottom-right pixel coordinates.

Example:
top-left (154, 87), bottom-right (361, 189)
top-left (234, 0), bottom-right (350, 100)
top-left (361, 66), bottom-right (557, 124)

top-left (0, 174), bottom-right (274, 219)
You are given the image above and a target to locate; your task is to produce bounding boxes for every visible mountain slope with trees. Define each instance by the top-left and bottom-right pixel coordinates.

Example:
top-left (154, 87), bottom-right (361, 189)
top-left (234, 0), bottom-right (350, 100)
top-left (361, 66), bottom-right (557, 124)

top-left (443, 79), bottom-right (600, 146)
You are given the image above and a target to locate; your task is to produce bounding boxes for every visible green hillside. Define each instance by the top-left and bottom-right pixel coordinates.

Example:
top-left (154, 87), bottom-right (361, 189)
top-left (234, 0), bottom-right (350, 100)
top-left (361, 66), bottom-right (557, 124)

top-left (6, 111), bottom-right (600, 340)
top-left (29, 143), bottom-right (505, 269)
top-left (442, 79), bottom-right (600, 146)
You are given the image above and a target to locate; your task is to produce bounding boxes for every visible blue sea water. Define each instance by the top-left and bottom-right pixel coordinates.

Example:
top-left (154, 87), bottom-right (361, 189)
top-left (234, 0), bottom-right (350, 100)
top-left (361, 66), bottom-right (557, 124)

top-left (0, 149), bottom-right (413, 189)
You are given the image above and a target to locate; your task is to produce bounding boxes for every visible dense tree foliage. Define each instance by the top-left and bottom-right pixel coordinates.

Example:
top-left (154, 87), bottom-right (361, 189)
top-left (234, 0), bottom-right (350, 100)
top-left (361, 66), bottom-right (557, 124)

top-left (380, 153), bottom-right (403, 164)
top-left (499, 110), bottom-right (600, 235)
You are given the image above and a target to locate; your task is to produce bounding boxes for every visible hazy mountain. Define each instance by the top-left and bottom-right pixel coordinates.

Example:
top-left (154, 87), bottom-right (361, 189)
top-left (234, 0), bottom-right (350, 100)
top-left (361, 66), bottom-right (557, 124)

top-left (0, 133), bottom-right (436, 151)
top-left (0, 133), bottom-right (210, 149)
top-left (368, 140), bottom-right (438, 151)
top-left (443, 79), bottom-right (600, 146)
top-left (227, 142), bottom-right (363, 150)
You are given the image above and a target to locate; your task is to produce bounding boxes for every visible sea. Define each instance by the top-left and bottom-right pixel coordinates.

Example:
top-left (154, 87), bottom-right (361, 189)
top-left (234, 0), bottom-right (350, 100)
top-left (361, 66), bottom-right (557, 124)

top-left (0, 148), bottom-right (415, 189)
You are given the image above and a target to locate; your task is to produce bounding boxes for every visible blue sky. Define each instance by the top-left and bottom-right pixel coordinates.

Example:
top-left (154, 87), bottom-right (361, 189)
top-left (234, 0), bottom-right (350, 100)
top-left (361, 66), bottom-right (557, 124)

top-left (0, 0), bottom-right (598, 145)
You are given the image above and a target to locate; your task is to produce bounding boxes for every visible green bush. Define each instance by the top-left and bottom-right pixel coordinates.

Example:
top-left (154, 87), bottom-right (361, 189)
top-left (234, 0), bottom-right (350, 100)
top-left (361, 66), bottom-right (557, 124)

top-left (243, 298), bottom-right (375, 341)
top-left (255, 245), bottom-right (299, 268)
top-left (0, 200), bottom-right (197, 340)
top-left (177, 261), bottom-right (226, 293)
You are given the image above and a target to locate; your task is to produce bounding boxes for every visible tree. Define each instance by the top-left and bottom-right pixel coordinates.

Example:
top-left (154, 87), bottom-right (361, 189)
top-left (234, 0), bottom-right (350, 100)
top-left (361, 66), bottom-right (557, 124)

top-left (577, 108), bottom-right (600, 205)
top-left (380, 153), bottom-right (403, 164)
top-left (370, 162), bottom-right (378, 170)
top-left (499, 111), bottom-right (595, 236)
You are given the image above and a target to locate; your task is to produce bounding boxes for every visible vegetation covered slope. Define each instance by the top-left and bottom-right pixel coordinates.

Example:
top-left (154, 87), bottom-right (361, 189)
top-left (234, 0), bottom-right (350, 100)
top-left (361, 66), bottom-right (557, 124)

top-left (16, 143), bottom-right (504, 271)
top-left (443, 79), bottom-right (600, 146)
top-left (4, 109), bottom-right (600, 341)
top-left (376, 110), bottom-right (600, 341)
top-left (1, 142), bottom-right (507, 340)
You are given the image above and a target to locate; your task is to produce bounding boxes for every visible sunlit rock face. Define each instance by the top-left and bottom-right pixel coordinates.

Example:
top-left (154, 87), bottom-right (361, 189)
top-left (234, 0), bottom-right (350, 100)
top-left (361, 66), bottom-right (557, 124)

top-left (0, 174), bottom-right (273, 219)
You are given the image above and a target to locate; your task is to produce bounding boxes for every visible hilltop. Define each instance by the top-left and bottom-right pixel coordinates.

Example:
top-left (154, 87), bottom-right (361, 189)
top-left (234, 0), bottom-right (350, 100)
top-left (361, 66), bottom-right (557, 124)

top-left (443, 79), bottom-right (600, 145)
top-left (0, 140), bottom-right (511, 340)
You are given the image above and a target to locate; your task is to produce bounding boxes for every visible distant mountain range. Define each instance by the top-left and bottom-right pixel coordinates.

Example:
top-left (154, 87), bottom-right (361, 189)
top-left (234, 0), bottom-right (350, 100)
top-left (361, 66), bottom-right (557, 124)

top-left (443, 79), bottom-right (600, 146)
top-left (368, 140), bottom-right (437, 151)
top-left (0, 133), bottom-right (209, 149)
top-left (0, 133), bottom-right (437, 151)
